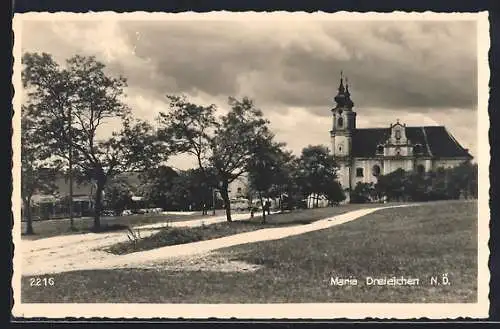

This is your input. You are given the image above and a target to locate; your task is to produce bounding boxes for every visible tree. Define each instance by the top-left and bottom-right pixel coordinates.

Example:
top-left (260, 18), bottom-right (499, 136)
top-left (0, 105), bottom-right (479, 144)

top-left (103, 176), bottom-right (134, 215)
top-left (323, 180), bottom-right (346, 205)
top-left (447, 160), bottom-right (478, 199)
top-left (375, 162), bottom-right (478, 202)
top-left (285, 157), bottom-right (309, 209)
top-left (351, 182), bottom-right (376, 203)
top-left (138, 165), bottom-right (179, 210)
top-left (211, 97), bottom-right (274, 221)
top-left (21, 106), bottom-right (60, 234)
top-left (181, 168), bottom-right (219, 214)
top-left (375, 168), bottom-right (407, 201)
top-left (296, 145), bottom-right (342, 207)
top-left (247, 138), bottom-right (289, 222)
top-left (22, 52), bottom-right (167, 231)
top-left (159, 96), bottom-right (274, 221)
top-left (138, 166), bottom-right (219, 213)
top-left (268, 150), bottom-right (297, 212)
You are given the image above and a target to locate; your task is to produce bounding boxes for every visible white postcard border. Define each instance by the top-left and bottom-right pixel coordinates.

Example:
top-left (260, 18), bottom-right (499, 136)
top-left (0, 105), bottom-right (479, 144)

top-left (11, 10), bottom-right (491, 319)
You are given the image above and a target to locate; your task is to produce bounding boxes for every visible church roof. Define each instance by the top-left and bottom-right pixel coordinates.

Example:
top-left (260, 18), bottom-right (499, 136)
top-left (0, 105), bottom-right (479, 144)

top-left (351, 126), bottom-right (472, 159)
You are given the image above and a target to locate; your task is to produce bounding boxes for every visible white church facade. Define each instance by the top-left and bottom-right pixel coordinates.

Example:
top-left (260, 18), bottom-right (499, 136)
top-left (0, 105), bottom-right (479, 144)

top-left (329, 74), bottom-right (473, 201)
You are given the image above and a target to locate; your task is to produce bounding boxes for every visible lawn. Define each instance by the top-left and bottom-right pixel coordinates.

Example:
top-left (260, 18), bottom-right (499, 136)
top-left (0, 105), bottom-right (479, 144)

top-left (20, 210), bottom-right (228, 240)
top-left (21, 200), bottom-right (478, 303)
top-left (105, 203), bottom-right (379, 255)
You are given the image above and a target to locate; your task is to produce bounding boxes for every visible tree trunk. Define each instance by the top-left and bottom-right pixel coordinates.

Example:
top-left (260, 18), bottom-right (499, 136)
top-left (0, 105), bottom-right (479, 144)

top-left (212, 188), bottom-right (216, 215)
top-left (259, 192), bottom-right (266, 223)
top-left (93, 179), bottom-right (106, 231)
top-left (279, 186), bottom-right (284, 213)
top-left (24, 198), bottom-right (34, 235)
top-left (220, 182), bottom-right (232, 222)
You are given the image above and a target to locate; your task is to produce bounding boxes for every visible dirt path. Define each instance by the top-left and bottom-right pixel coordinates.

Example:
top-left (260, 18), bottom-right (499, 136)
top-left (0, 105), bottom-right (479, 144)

top-left (21, 211), bottom-right (267, 275)
top-left (21, 205), bottom-right (413, 276)
top-left (23, 212), bottom-right (256, 252)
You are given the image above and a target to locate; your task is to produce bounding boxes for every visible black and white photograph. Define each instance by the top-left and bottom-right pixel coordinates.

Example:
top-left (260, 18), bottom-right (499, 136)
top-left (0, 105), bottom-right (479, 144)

top-left (11, 11), bottom-right (490, 319)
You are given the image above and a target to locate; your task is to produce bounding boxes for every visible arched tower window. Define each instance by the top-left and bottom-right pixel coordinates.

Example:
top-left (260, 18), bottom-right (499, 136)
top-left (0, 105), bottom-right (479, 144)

top-left (417, 164), bottom-right (425, 175)
top-left (395, 129), bottom-right (401, 140)
top-left (338, 117), bottom-right (343, 128)
top-left (372, 165), bottom-right (381, 177)
top-left (413, 144), bottom-right (422, 155)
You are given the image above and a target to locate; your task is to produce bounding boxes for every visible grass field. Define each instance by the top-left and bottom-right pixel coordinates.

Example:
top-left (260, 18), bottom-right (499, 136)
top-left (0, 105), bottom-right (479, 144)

top-left (105, 204), bottom-right (378, 254)
top-left (20, 210), bottom-right (228, 240)
top-left (21, 200), bottom-right (477, 303)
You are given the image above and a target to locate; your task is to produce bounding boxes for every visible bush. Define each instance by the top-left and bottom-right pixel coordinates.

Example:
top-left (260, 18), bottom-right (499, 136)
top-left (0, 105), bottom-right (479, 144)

top-left (351, 182), bottom-right (376, 204)
top-left (90, 223), bottom-right (129, 233)
top-left (374, 161), bottom-right (477, 202)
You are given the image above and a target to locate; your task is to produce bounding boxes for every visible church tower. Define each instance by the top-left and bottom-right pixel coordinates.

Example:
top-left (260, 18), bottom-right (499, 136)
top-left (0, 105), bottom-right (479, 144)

top-left (330, 72), bottom-right (357, 198)
top-left (330, 72), bottom-right (357, 158)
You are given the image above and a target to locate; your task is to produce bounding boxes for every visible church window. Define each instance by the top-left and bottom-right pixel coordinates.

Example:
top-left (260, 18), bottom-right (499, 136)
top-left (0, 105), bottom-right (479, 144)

top-left (413, 144), bottom-right (422, 154)
top-left (395, 129), bottom-right (401, 140)
top-left (338, 117), bottom-right (344, 128)
top-left (356, 168), bottom-right (364, 177)
top-left (417, 164), bottom-right (425, 175)
top-left (372, 165), bottom-right (381, 177)
top-left (376, 145), bottom-right (384, 154)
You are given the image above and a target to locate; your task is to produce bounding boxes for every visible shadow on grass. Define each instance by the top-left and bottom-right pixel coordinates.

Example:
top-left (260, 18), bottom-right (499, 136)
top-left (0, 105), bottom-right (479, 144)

top-left (89, 224), bottom-right (130, 233)
top-left (20, 211), bottom-right (222, 240)
top-left (104, 207), bottom-right (361, 255)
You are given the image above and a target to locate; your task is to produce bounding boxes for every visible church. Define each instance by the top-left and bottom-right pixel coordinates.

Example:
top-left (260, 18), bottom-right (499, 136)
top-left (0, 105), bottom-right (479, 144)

top-left (329, 73), bottom-right (473, 201)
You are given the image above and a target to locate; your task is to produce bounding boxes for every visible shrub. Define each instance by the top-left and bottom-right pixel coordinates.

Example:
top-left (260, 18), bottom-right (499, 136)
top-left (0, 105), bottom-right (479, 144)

top-left (374, 161), bottom-right (477, 202)
top-left (351, 182), bottom-right (376, 204)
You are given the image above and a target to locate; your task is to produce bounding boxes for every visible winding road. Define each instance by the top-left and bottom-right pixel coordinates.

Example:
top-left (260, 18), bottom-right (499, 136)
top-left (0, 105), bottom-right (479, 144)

top-left (21, 205), bottom-right (413, 276)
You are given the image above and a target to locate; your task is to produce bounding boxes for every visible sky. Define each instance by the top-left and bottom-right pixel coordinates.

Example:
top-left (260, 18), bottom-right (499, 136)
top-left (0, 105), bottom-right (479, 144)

top-left (18, 14), bottom-right (479, 169)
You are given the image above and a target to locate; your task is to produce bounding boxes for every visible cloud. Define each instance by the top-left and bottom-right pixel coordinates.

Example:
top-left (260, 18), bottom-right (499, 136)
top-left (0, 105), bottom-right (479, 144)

top-left (114, 19), bottom-right (477, 112)
top-left (20, 18), bottom-right (477, 113)
top-left (18, 14), bottom-right (479, 163)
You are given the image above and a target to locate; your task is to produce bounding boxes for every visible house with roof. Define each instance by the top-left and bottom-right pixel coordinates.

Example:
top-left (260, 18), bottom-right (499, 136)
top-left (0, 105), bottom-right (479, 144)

top-left (329, 73), bottom-right (473, 201)
top-left (29, 171), bottom-right (145, 220)
top-left (29, 175), bottom-right (95, 220)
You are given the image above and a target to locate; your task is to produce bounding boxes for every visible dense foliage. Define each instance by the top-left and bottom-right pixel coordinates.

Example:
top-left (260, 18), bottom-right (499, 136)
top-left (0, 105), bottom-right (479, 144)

top-left (350, 162), bottom-right (478, 203)
top-left (22, 52), bottom-right (167, 230)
